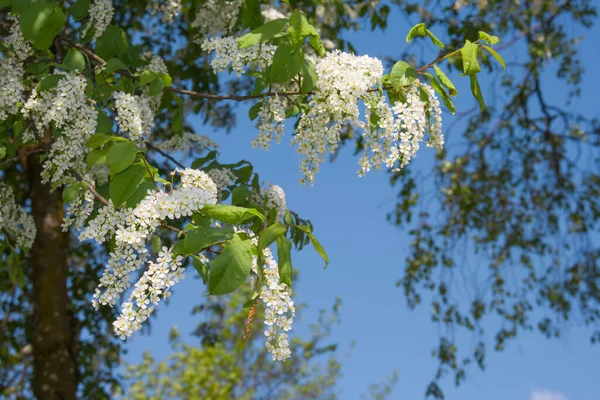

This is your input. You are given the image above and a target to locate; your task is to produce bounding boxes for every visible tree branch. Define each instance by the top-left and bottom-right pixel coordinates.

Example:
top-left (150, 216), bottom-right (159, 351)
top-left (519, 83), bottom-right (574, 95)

top-left (145, 141), bottom-right (186, 169)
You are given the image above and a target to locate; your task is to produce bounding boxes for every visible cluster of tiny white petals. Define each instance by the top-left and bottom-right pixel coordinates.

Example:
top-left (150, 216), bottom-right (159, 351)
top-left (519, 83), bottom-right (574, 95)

top-left (147, 0), bottom-right (182, 23)
top-left (292, 50), bottom-right (383, 184)
top-left (154, 132), bottom-right (217, 154)
top-left (251, 244), bottom-right (295, 361)
top-left (262, 184), bottom-right (286, 221)
top-left (113, 246), bottom-right (184, 339)
top-left (261, 5), bottom-right (287, 21)
top-left (192, 0), bottom-right (243, 36)
top-left (386, 81), bottom-right (443, 171)
top-left (0, 183), bottom-right (36, 249)
top-left (252, 96), bottom-right (286, 150)
top-left (81, 0), bottom-right (114, 40)
top-left (201, 36), bottom-right (276, 76)
top-left (208, 168), bottom-right (236, 192)
top-left (113, 91), bottom-right (155, 145)
top-left (21, 73), bottom-right (98, 186)
top-left (0, 16), bottom-right (33, 121)
top-left (62, 187), bottom-right (95, 232)
top-left (83, 169), bottom-right (217, 339)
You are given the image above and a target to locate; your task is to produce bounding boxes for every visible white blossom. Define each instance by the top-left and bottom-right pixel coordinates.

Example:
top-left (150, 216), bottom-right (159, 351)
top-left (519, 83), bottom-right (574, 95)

top-left (262, 184), bottom-right (286, 221)
top-left (201, 36), bottom-right (276, 76)
top-left (261, 6), bottom-right (287, 21)
top-left (208, 168), bottom-right (236, 192)
top-left (113, 91), bottom-right (155, 145)
top-left (252, 95), bottom-right (286, 150)
top-left (147, 0), bottom-right (182, 23)
top-left (81, 0), bottom-right (114, 40)
top-left (0, 183), bottom-right (36, 249)
top-left (192, 0), bottom-right (243, 36)
top-left (0, 16), bottom-right (33, 121)
top-left (22, 73), bottom-right (98, 187)
top-left (154, 132), bottom-right (217, 154)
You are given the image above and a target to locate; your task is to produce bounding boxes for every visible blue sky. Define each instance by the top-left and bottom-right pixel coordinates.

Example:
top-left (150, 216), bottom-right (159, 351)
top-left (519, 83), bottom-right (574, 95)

top-left (124, 4), bottom-right (600, 399)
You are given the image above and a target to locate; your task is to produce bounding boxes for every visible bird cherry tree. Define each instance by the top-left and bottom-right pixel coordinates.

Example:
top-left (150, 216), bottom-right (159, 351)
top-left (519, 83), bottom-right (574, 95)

top-left (0, 0), bottom-right (503, 398)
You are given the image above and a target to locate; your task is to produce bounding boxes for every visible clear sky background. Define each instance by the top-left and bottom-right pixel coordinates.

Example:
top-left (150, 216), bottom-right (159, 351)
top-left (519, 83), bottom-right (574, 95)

top-left (123, 3), bottom-right (600, 399)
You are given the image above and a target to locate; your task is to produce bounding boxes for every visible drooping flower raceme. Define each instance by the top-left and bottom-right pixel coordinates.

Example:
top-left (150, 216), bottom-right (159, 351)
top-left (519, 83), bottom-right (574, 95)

top-left (252, 245), bottom-right (295, 361)
top-left (147, 0), bottom-right (182, 23)
top-left (208, 168), bottom-right (237, 192)
top-left (113, 91), bottom-right (155, 145)
top-left (154, 132), bottom-right (217, 154)
top-left (192, 0), bottom-right (243, 36)
top-left (0, 16), bottom-right (33, 121)
top-left (262, 184), bottom-right (286, 221)
top-left (22, 73), bottom-right (98, 187)
top-left (292, 50), bottom-right (383, 184)
top-left (0, 183), bottom-right (36, 250)
top-left (81, 0), bottom-right (114, 40)
top-left (81, 169), bottom-right (217, 339)
top-left (201, 36), bottom-right (276, 76)
top-left (253, 95), bottom-right (287, 150)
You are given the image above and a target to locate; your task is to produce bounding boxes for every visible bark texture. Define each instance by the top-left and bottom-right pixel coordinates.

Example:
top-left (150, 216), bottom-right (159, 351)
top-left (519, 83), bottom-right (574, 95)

top-left (27, 154), bottom-right (77, 400)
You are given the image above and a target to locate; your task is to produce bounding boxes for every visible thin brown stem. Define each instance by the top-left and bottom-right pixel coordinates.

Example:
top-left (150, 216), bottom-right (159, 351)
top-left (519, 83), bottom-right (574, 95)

top-left (145, 141), bottom-right (186, 169)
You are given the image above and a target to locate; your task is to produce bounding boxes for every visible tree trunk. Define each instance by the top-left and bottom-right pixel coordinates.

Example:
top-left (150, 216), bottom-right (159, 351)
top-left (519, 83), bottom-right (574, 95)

top-left (27, 153), bottom-right (77, 400)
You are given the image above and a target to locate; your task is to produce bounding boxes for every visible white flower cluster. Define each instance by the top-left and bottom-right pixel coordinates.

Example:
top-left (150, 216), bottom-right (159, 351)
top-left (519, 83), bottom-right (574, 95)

top-left (113, 246), bottom-right (184, 339)
top-left (147, 0), bottom-right (182, 23)
top-left (359, 81), bottom-right (443, 174)
top-left (113, 91), bottom-right (155, 145)
top-left (252, 245), bottom-right (295, 361)
top-left (292, 50), bottom-right (383, 184)
top-left (208, 168), bottom-right (236, 192)
top-left (252, 183), bottom-right (286, 221)
top-left (0, 16), bottom-right (32, 121)
top-left (252, 96), bottom-right (286, 150)
top-left (154, 132), bottom-right (217, 154)
top-left (81, 0), bottom-right (114, 40)
top-left (192, 0), bottom-right (243, 36)
top-left (201, 36), bottom-right (276, 76)
top-left (62, 186), bottom-right (95, 232)
top-left (22, 73), bottom-right (98, 186)
top-left (261, 5), bottom-right (287, 21)
top-left (0, 183), bottom-right (36, 249)
top-left (82, 169), bottom-right (217, 339)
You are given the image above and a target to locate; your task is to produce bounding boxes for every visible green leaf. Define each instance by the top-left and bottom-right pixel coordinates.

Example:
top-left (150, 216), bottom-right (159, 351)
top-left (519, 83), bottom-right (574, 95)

top-left (390, 61), bottom-right (418, 91)
top-left (125, 180), bottom-right (155, 209)
top-left (109, 164), bottom-right (146, 207)
top-left (433, 65), bottom-right (458, 96)
top-left (96, 111), bottom-right (114, 134)
top-left (104, 58), bottom-right (129, 75)
top-left (469, 74), bottom-right (486, 111)
top-left (0, 147), bottom-right (6, 160)
top-left (208, 232), bottom-right (254, 295)
top-left (183, 226), bottom-right (231, 256)
top-left (159, 73), bottom-right (172, 87)
top-left (63, 48), bottom-right (86, 72)
top-left (148, 78), bottom-right (164, 96)
top-left (481, 45), bottom-right (506, 70)
top-left (405, 23), bottom-right (444, 49)
top-left (200, 204), bottom-right (265, 225)
top-left (87, 133), bottom-right (120, 149)
top-left (479, 31), bottom-right (500, 46)
top-left (95, 26), bottom-right (122, 60)
top-left (193, 256), bottom-right (209, 285)
top-left (258, 222), bottom-right (287, 255)
top-left (20, 2), bottom-right (66, 50)
top-left (151, 235), bottom-right (162, 253)
top-left (139, 69), bottom-right (158, 85)
top-left (425, 73), bottom-right (456, 114)
top-left (63, 182), bottom-right (82, 204)
top-left (295, 225), bottom-right (329, 268)
top-left (460, 40), bottom-right (481, 75)
top-left (172, 99), bottom-right (183, 133)
top-left (71, 0), bottom-right (90, 20)
top-left (105, 141), bottom-right (137, 177)
top-left (301, 58), bottom-right (317, 94)
top-left (232, 185), bottom-right (251, 206)
top-left (237, 18), bottom-right (289, 49)
top-left (276, 235), bottom-right (293, 287)
top-left (269, 44), bottom-right (303, 84)
top-left (191, 150), bottom-right (217, 169)
top-left (248, 101), bottom-right (262, 121)
top-left (239, 0), bottom-right (264, 29)
top-left (36, 74), bottom-right (65, 92)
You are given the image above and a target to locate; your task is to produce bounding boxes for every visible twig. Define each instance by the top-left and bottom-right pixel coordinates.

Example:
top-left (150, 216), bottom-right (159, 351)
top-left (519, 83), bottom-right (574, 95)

top-left (69, 168), bottom-right (110, 206)
top-left (145, 141), bottom-right (186, 169)
top-left (0, 148), bottom-right (47, 167)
